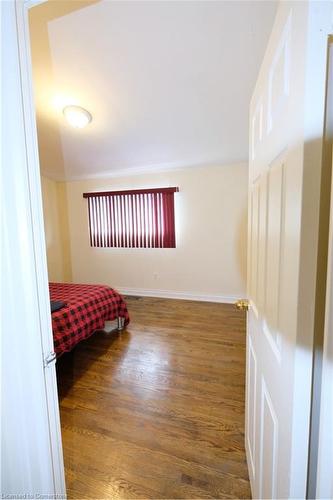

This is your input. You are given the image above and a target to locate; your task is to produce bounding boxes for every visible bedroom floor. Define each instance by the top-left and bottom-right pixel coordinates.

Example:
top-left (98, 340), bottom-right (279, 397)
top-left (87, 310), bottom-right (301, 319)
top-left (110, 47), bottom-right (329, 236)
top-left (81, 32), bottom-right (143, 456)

top-left (56, 296), bottom-right (251, 499)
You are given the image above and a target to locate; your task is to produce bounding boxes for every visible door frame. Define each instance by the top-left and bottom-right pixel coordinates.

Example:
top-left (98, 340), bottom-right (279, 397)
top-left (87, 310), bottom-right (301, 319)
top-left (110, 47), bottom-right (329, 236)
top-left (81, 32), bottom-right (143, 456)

top-left (316, 160), bottom-right (333, 498)
top-left (15, 0), bottom-right (66, 494)
top-left (316, 50), bottom-right (333, 497)
top-left (13, 0), bottom-right (333, 497)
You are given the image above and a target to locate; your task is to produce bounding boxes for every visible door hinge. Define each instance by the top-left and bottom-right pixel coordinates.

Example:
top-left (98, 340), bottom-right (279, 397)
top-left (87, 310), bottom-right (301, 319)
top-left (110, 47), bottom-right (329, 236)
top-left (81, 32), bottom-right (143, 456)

top-left (43, 351), bottom-right (56, 368)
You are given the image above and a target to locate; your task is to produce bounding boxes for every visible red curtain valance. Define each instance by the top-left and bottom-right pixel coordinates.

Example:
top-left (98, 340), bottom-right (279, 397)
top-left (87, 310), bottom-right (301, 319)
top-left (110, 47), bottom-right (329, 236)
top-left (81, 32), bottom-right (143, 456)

top-left (83, 187), bottom-right (179, 198)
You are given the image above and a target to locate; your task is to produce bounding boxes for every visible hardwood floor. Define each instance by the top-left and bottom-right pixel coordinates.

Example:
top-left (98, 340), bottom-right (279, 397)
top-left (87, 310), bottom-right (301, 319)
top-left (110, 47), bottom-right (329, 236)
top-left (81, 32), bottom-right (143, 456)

top-left (56, 296), bottom-right (251, 499)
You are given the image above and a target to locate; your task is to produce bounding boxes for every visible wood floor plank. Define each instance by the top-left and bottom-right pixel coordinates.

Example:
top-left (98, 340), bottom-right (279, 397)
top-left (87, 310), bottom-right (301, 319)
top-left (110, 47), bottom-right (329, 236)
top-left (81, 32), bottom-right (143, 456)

top-left (57, 296), bottom-right (251, 499)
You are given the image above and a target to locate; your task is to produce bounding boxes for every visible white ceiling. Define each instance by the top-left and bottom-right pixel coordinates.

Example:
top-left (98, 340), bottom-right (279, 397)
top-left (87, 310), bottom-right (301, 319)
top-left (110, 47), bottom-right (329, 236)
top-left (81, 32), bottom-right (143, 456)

top-left (29, 0), bottom-right (277, 181)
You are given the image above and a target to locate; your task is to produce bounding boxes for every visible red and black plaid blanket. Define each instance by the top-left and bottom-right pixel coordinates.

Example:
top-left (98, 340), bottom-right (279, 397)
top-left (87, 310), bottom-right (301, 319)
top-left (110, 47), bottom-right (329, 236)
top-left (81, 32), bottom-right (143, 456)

top-left (49, 282), bottom-right (130, 356)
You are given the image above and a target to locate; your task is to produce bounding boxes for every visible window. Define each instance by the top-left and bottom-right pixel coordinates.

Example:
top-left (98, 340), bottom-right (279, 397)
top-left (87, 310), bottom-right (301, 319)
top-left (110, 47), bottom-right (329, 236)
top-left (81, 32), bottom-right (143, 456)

top-left (83, 187), bottom-right (179, 248)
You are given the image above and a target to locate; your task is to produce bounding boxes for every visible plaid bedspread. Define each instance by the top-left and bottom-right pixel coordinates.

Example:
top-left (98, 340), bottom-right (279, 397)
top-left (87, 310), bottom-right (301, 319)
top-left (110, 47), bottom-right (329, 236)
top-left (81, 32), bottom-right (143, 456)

top-left (49, 282), bottom-right (130, 356)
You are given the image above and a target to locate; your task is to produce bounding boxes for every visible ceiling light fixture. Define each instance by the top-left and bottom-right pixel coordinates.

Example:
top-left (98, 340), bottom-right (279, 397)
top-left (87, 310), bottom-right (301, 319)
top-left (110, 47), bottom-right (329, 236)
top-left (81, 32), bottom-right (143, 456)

top-left (63, 105), bottom-right (92, 129)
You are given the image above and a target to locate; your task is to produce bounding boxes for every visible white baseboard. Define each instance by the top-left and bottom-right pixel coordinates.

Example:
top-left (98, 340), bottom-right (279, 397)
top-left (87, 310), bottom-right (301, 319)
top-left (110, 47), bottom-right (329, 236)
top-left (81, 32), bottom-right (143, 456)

top-left (115, 287), bottom-right (242, 304)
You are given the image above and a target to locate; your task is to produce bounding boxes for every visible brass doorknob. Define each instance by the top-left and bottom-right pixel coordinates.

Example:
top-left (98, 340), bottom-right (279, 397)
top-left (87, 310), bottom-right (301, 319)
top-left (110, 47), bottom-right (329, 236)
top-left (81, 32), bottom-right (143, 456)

top-left (235, 299), bottom-right (249, 311)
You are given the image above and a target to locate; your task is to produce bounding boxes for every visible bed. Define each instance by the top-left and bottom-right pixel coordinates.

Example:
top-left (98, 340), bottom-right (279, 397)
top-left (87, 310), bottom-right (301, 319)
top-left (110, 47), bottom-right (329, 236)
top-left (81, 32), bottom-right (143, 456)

top-left (49, 282), bottom-right (130, 356)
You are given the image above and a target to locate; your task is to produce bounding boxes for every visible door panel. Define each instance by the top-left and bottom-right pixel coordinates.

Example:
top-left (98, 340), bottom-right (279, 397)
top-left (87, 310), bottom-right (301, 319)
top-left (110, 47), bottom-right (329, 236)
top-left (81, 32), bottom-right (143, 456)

top-left (257, 174), bottom-right (267, 312)
top-left (266, 162), bottom-right (283, 330)
top-left (245, 2), bottom-right (333, 498)
top-left (264, 157), bottom-right (285, 358)
top-left (267, 13), bottom-right (291, 135)
top-left (259, 378), bottom-right (278, 500)
top-left (246, 335), bottom-right (257, 479)
top-left (250, 183), bottom-right (260, 308)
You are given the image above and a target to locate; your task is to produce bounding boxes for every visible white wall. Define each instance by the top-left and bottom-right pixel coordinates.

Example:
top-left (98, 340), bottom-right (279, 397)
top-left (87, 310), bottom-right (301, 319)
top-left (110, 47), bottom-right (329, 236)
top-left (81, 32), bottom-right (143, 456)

top-left (66, 163), bottom-right (248, 302)
top-left (41, 176), bottom-right (72, 282)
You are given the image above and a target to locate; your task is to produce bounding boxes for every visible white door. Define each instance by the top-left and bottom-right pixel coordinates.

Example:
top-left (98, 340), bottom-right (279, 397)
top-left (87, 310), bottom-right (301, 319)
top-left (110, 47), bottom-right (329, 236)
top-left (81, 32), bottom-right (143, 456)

top-left (245, 2), bottom-right (333, 499)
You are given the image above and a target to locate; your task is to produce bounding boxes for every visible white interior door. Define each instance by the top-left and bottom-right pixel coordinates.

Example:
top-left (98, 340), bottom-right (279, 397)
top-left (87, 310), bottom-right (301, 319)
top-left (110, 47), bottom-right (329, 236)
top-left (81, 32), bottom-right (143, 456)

top-left (245, 2), bottom-right (333, 498)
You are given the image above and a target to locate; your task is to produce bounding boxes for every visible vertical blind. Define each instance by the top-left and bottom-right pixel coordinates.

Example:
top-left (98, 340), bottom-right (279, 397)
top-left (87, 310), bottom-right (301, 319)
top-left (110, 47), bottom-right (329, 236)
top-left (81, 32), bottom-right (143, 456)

top-left (83, 187), bottom-right (179, 248)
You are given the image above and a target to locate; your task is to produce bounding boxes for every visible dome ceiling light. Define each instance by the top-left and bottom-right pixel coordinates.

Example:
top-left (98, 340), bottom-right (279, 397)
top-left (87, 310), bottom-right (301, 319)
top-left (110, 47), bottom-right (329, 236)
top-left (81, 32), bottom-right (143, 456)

top-left (63, 105), bottom-right (92, 129)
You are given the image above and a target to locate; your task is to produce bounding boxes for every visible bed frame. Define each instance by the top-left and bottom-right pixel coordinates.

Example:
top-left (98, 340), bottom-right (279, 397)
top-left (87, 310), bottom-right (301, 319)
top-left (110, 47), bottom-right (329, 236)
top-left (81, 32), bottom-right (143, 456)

top-left (117, 316), bottom-right (125, 331)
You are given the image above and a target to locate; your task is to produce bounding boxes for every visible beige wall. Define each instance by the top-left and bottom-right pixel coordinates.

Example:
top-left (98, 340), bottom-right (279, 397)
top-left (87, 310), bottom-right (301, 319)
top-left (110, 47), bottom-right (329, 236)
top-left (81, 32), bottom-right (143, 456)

top-left (65, 164), bottom-right (248, 301)
top-left (41, 176), bottom-right (72, 282)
